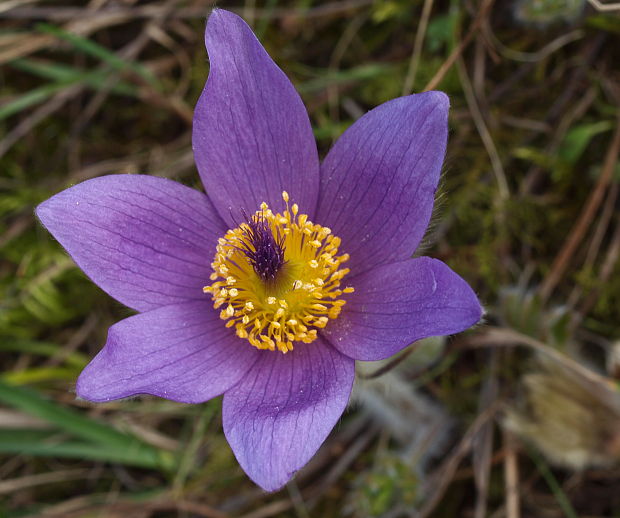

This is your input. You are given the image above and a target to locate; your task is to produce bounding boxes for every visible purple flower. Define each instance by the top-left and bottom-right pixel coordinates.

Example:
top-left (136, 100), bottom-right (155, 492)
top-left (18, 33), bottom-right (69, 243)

top-left (36, 9), bottom-right (482, 491)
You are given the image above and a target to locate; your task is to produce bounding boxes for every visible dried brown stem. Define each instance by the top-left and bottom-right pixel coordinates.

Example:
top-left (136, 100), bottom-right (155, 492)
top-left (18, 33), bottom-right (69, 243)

top-left (503, 429), bottom-right (521, 518)
top-left (539, 115), bottom-right (620, 301)
top-left (422, 0), bottom-right (495, 92)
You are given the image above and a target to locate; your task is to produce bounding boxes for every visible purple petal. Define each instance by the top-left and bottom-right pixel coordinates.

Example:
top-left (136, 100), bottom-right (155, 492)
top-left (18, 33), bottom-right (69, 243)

top-left (193, 9), bottom-right (319, 225)
top-left (77, 300), bottom-right (259, 403)
top-left (223, 337), bottom-right (354, 491)
top-left (36, 175), bottom-right (226, 312)
top-left (323, 257), bottom-right (482, 361)
top-left (316, 91), bottom-right (448, 276)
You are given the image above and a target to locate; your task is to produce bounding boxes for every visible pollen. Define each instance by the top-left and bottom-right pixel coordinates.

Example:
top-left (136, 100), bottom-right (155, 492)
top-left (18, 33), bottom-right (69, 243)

top-left (204, 192), bottom-right (354, 354)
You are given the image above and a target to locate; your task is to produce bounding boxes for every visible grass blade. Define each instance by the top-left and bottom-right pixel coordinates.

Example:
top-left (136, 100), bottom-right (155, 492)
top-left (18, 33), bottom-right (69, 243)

top-left (10, 58), bottom-right (138, 96)
top-left (37, 23), bottom-right (158, 87)
top-left (0, 429), bottom-right (165, 468)
top-left (0, 380), bottom-right (174, 471)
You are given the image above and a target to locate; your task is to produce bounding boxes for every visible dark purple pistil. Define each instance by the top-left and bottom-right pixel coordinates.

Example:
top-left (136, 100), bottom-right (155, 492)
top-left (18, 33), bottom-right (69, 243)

top-left (239, 213), bottom-right (286, 282)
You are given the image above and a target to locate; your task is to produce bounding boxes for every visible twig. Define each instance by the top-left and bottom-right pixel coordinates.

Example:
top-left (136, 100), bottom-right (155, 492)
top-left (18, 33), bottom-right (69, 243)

top-left (358, 345), bottom-right (415, 379)
top-left (422, 0), bottom-right (495, 92)
top-left (539, 115), bottom-right (620, 301)
top-left (0, 0), bottom-right (37, 15)
top-left (581, 182), bottom-right (619, 274)
top-left (520, 86), bottom-right (598, 195)
top-left (287, 482), bottom-right (310, 518)
top-left (30, 494), bottom-right (230, 518)
top-left (45, 314), bottom-right (98, 368)
top-left (327, 13), bottom-right (367, 125)
top-left (575, 221), bottom-right (620, 324)
top-left (0, 215), bottom-right (32, 248)
top-left (418, 402), bottom-right (500, 518)
top-left (465, 327), bottom-right (617, 390)
top-left (0, 469), bottom-right (87, 495)
top-left (0, 84), bottom-right (81, 160)
top-left (0, 1), bottom-right (375, 21)
top-left (473, 351), bottom-right (499, 518)
top-left (456, 46), bottom-right (510, 199)
top-left (69, 0), bottom-right (192, 140)
top-left (503, 429), bottom-right (521, 518)
top-left (587, 0), bottom-right (620, 11)
top-left (308, 424), bottom-right (377, 500)
top-left (485, 28), bottom-right (584, 63)
top-left (567, 182), bottom-right (619, 308)
top-left (237, 499), bottom-right (293, 518)
top-left (402, 0), bottom-right (434, 95)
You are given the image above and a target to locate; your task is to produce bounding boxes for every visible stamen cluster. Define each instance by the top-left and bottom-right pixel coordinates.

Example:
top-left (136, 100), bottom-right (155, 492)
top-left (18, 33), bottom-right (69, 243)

top-left (204, 192), bottom-right (354, 353)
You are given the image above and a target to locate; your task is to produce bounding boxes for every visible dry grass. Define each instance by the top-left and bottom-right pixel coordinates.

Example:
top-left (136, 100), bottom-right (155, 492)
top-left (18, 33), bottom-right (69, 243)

top-left (1, 0), bottom-right (620, 516)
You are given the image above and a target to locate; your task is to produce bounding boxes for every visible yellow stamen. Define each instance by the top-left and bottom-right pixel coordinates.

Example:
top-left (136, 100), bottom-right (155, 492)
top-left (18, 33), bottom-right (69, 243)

top-left (203, 191), bottom-right (353, 353)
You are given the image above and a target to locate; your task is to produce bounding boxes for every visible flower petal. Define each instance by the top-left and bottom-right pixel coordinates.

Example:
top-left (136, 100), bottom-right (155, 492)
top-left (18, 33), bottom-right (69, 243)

top-left (323, 257), bottom-right (482, 361)
top-left (77, 300), bottom-right (259, 403)
top-left (222, 337), bottom-right (354, 491)
top-left (193, 9), bottom-right (320, 225)
top-left (316, 91), bottom-right (448, 275)
top-left (36, 174), bottom-right (226, 312)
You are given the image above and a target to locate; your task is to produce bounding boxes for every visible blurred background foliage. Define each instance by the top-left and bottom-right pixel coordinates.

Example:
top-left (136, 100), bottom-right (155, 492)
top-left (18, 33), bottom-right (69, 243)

top-left (1, 0), bottom-right (620, 516)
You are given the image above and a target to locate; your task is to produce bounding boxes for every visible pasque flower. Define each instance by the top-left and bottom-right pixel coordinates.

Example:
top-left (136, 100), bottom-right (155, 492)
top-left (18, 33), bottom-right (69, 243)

top-left (36, 9), bottom-right (482, 491)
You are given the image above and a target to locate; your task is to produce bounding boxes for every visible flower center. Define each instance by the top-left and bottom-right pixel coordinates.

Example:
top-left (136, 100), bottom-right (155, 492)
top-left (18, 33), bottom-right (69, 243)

top-left (204, 191), bottom-right (354, 354)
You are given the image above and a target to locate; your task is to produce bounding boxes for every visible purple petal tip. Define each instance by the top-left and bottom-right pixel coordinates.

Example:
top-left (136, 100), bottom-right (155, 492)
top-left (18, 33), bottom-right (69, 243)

top-left (35, 199), bottom-right (52, 227)
top-left (205, 8), bottom-right (247, 43)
